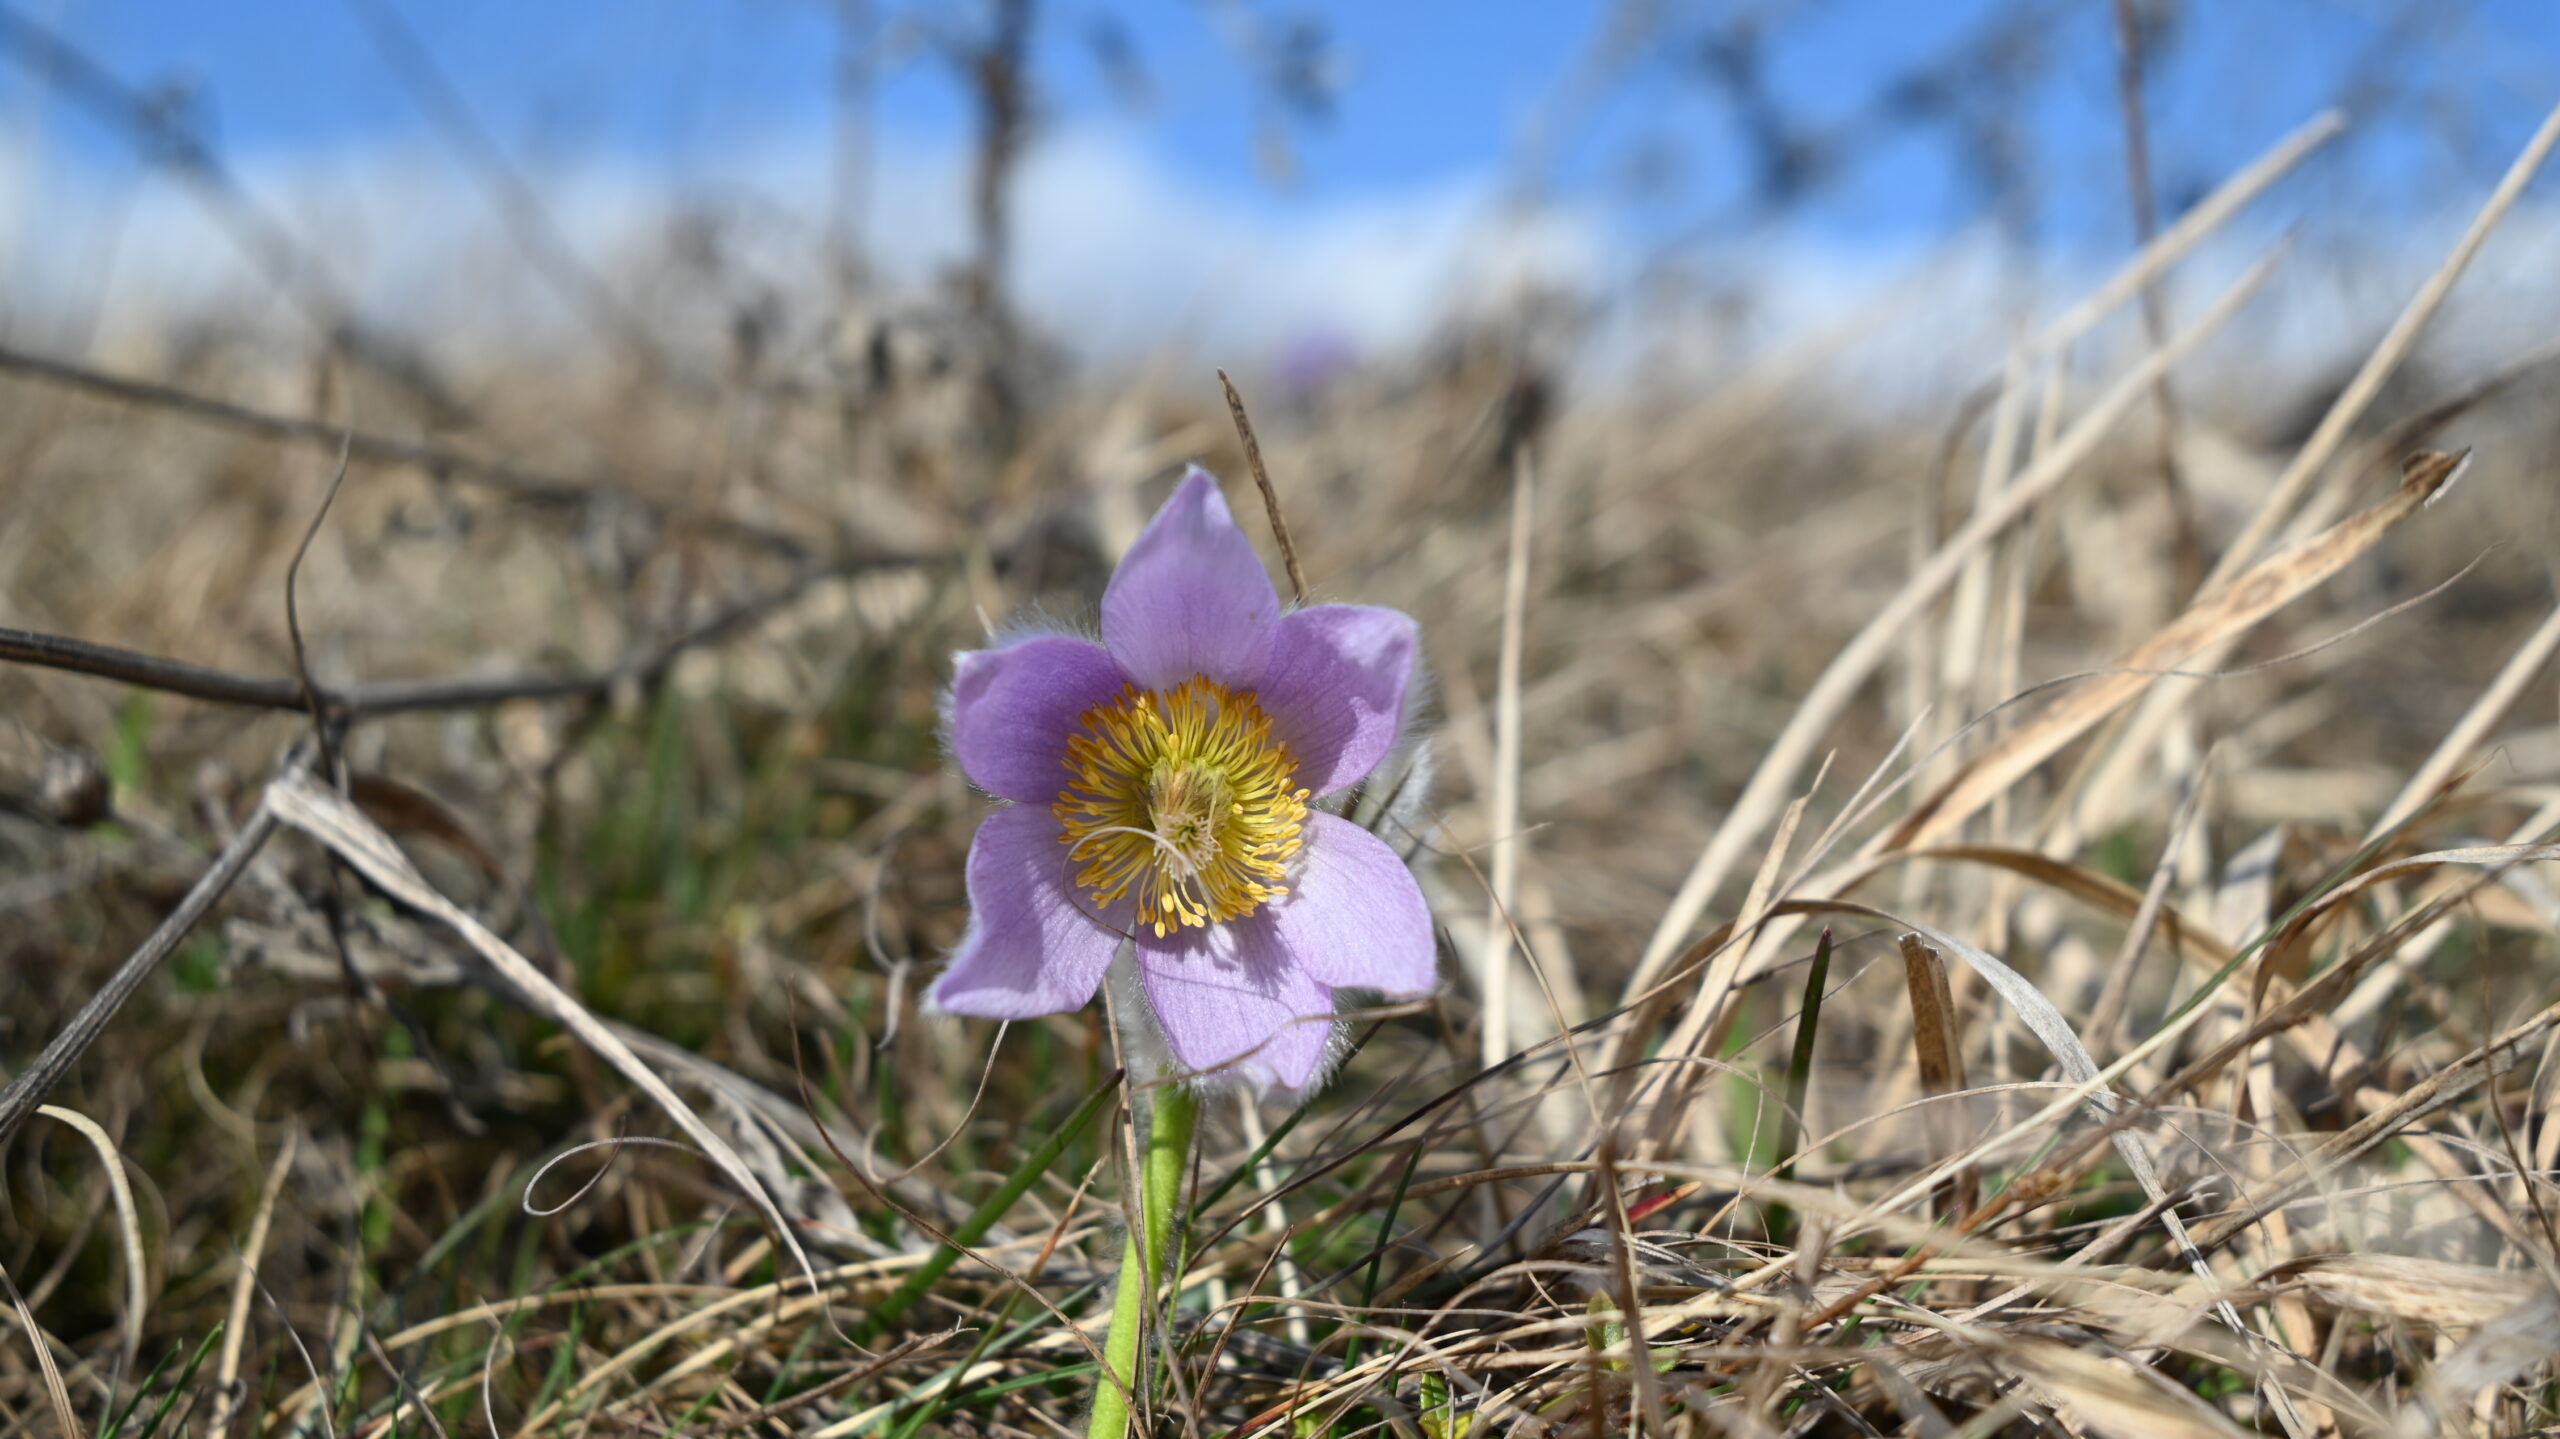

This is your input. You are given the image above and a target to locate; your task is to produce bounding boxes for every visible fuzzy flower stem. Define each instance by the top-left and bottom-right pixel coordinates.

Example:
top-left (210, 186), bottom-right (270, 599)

top-left (1088, 1079), bottom-right (1200, 1439)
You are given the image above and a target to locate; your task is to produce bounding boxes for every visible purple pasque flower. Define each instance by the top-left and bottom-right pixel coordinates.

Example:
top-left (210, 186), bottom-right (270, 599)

top-left (932, 467), bottom-right (1434, 1089)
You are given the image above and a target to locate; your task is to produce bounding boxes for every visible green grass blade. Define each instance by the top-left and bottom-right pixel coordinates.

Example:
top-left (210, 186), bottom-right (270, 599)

top-left (853, 1070), bottom-right (1122, 1344)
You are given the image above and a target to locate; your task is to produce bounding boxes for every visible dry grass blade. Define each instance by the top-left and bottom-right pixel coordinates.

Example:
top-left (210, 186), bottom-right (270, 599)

top-left (2189, 1000), bottom-right (2560, 1253)
top-left (212, 1127), bottom-right (299, 1439)
top-left (1886, 448), bottom-right (2470, 853)
top-left (2254, 841), bottom-right (2560, 986)
top-left (1897, 934), bottom-right (1978, 1219)
top-left (1859, 914), bottom-right (2285, 1394)
top-left (1217, 368), bottom-right (1305, 604)
top-left (1861, 1355), bottom-right (1959, 1438)
top-left (31, 1105), bottom-right (146, 1391)
top-left (0, 1257), bottom-right (83, 1439)
top-left (2002, 1338), bottom-right (2252, 1439)
top-left (2210, 96), bottom-right (2560, 579)
top-left (1626, 238), bottom-right (2288, 994)
top-left (2368, 598), bottom-right (2560, 838)
top-left (2030, 108), bottom-right (2341, 355)
top-left (703, 1328), bottom-right (964, 1435)
top-left (1481, 449), bottom-right (1533, 1072)
top-left (1902, 845), bottom-right (2232, 963)
top-left (260, 769), bottom-right (834, 1311)
top-left (2432, 1286), bottom-right (2560, 1421)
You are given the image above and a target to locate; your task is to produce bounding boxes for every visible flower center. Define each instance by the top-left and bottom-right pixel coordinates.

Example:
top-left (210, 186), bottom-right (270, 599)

top-left (1054, 676), bottom-right (1310, 937)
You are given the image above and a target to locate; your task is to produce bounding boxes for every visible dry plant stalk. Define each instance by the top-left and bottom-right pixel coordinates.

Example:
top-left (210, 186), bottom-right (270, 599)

top-left (1897, 933), bottom-right (1979, 1220)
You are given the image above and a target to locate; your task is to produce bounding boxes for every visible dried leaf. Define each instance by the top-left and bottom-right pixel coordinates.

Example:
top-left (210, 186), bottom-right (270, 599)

top-left (2004, 1339), bottom-right (2253, 1439)
top-left (2267, 1254), bottom-right (2541, 1330)
top-left (1899, 933), bottom-right (1977, 1218)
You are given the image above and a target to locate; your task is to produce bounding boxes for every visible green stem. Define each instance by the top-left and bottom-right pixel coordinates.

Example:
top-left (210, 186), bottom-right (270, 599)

top-left (1087, 1080), bottom-right (1201, 1439)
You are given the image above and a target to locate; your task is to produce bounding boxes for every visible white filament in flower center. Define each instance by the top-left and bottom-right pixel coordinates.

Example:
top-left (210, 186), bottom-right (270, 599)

top-left (1146, 760), bottom-right (1231, 877)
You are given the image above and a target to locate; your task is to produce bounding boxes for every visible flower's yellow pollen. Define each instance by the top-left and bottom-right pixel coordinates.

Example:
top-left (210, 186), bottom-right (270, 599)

top-left (1055, 676), bottom-right (1310, 938)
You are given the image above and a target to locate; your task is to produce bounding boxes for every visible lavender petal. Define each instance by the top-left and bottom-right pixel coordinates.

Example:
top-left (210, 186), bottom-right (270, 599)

top-left (949, 634), bottom-right (1128, 804)
top-left (1136, 921), bottom-right (1335, 1089)
top-left (930, 804), bottom-right (1119, 1018)
top-left (1102, 467), bottom-right (1281, 691)
top-left (1261, 812), bottom-right (1436, 994)
top-left (1257, 604), bottom-right (1417, 797)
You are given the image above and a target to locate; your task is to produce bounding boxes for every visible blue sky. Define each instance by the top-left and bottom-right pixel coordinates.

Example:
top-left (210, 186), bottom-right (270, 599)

top-left (5, 1), bottom-right (2558, 364)
top-left (27, 1), bottom-right (2559, 232)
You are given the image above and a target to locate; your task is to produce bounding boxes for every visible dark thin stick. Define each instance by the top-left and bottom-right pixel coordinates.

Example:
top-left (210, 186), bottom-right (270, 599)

top-left (1217, 368), bottom-right (1307, 603)
top-left (0, 563), bottom-right (839, 719)
top-left (352, 568), bottom-right (828, 714)
top-left (0, 798), bottom-right (282, 1149)
top-left (1770, 926), bottom-right (1834, 1225)
top-left (289, 426), bottom-right (464, 1153)
top-left (0, 626), bottom-right (308, 709)
top-left (0, 342), bottom-right (811, 559)
top-left (287, 437), bottom-right (353, 771)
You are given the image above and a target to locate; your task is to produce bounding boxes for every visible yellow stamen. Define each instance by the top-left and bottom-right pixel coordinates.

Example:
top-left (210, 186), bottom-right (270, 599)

top-left (1054, 676), bottom-right (1311, 938)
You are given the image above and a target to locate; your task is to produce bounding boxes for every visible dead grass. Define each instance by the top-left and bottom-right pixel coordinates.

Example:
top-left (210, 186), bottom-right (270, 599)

top-left (4, 100), bottom-right (2560, 1439)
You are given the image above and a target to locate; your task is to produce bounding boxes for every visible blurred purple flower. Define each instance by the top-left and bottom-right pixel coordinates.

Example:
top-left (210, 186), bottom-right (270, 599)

top-left (1272, 326), bottom-right (1359, 402)
top-left (931, 467), bottom-right (1433, 1089)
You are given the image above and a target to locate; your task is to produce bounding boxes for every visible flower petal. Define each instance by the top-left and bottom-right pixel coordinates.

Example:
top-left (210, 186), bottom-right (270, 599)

top-left (1263, 812), bottom-right (1437, 994)
top-left (1258, 605), bottom-right (1418, 797)
top-left (1102, 467), bottom-right (1281, 691)
top-left (930, 804), bottom-right (1119, 1019)
top-left (949, 635), bottom-right (1128, 804)
top-left (1136, 922), bottom-right (1335, 1089)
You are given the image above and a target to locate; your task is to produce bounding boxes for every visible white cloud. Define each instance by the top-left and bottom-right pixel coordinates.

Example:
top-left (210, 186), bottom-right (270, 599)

top-left (0, 120), bottom-right (1617, 370)
top-left (0, 114), bottom-right (2547, 414)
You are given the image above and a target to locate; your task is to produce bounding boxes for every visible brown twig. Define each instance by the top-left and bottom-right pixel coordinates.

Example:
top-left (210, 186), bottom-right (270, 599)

top-left (0, 562), bottom-right (846, 720)
top-left (0, 341), bottom-right (813, 559)
top-left (1218, 368), bottom-right (1307, 604)
top-left (961, 0), bottom-right (1033, 336)
top-left (287, 437), bottom-right (354, 775)
top-left (0, 788), bottom-right (285, 1149)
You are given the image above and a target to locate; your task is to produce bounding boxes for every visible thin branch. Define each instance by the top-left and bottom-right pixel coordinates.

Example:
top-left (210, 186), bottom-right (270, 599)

top-left (1218, 368), bottom-right (1307, 604)
top-left (287, 437), bottom-right (354, 772)
top-left (0, 561), bottom-right (848, 719)
top-left (0, 342), bottom-right (815, 559)
top-left (0, 792), bottom-right (284, 1148)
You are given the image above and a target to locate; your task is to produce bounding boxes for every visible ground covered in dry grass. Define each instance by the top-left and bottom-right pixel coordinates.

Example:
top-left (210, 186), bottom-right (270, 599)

top-left (9, 110), bottom-right (2560, 1439)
